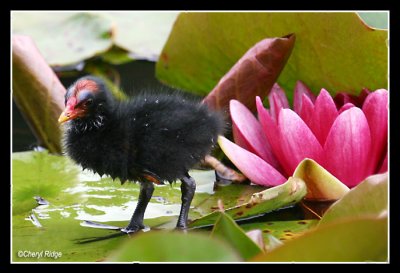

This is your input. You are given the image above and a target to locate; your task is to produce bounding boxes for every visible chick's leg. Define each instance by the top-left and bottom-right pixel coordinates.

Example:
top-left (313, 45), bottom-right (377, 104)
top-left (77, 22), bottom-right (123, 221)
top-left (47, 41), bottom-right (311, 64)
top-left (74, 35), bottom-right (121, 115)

top-left (176, 173), bottom-right (196, 229)
top-left (122, 182), bottom-right (154, 233)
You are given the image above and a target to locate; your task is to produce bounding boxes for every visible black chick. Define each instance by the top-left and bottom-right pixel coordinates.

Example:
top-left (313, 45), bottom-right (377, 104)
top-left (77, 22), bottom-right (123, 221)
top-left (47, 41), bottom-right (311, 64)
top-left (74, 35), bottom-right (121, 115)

top-left (58, 76), bottom-right (224, 233)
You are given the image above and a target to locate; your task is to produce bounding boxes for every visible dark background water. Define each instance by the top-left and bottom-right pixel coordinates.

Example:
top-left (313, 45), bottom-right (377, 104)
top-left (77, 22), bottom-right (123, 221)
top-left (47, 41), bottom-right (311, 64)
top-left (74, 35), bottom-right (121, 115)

top-left (12, 61), bottom-right (165, 152)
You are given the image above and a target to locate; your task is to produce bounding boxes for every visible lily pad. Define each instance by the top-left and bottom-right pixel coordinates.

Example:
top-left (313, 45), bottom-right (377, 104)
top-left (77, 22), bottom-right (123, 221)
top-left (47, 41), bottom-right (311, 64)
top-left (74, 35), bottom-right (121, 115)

top-left (12, 151), bottom-right (80, 215)
top-left (12, 11), bottom-right (179, 65)
top-left (319, 172), bottom-right (388, 226)
top-left (13, 12), bottom-right (114, 66)
top-left (211, 212), bottom-right (262, 260)
top-left (252, 217), bottom-right (388, 262)
top-left (190, 177), bottom-right (307, 228)
top-left (156, 12), bottom-right (388, 98)
top-left (107, 231), bottom-right (241, 262)
top-left (103, 12), bottom-right (179, 61)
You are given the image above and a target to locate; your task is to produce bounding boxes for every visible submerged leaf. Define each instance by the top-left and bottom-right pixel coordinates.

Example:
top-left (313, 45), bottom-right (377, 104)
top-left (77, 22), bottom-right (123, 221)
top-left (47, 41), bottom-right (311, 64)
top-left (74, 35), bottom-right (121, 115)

top-left (293, 158), bottom-right (349, 201)
top-left (240, 220), bottom-right (318, 245)
top-left (190, 177), bottom-right (307, 228)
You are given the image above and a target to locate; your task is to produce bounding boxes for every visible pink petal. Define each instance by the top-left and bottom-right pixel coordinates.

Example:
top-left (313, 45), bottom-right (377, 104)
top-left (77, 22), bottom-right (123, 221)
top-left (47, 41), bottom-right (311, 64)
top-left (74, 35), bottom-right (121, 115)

top-left (323, 108), bottom-right (372, 187)
top-left (299, 94), bottom-right (315, 126)
top-left (232, 123), bottom-right (251, 151)
top-left (256, 96), bottom-right (289, 176)
top-left (230, 100), bottom-right (279, 168)
top-left (218, 136), bottom-right (286, 186)
top-left (294, 80), bottom-right (316, 113)
top-left (309, 89), bottom-right (338, 145)
top-left (268, 83), bottom-right (289, 121)
top-left (362, 89), bottom-right (388, 174)
top-left (278, 109), bottom-right (323, 175)
top-left (378, 152), bottom-right (388, 173)
top-left (338, 103), bottom-right (355, 114)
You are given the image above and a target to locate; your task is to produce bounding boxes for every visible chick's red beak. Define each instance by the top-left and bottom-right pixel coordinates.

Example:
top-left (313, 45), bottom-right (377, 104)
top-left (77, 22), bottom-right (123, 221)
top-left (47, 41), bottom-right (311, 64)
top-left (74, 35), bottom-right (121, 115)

top-left (58, 97), bottom-right (84, 124)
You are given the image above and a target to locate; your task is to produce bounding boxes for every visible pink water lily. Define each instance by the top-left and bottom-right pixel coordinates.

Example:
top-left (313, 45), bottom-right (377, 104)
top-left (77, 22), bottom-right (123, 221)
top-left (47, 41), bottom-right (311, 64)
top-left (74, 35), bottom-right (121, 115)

top-left (219, 81), bottom-right (388, 188)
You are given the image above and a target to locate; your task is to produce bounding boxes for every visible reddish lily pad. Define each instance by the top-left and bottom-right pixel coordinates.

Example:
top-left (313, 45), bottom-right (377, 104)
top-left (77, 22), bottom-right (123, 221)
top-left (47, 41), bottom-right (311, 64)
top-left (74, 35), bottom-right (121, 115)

top-left (202, 34), bottom-right (295, 112)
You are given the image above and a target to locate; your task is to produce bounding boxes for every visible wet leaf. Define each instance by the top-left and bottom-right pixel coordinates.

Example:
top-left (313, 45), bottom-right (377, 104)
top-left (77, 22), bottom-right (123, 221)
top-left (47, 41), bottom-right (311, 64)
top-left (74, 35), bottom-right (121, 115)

top-left (252, 217), bottom-right (387, 262)
top-left (12, 151), bottom-right (218, 262)
top-left (211, 212), bottom-right (262, 260)
top-left (293, 158), bottom-right (349, 201)
top-left (107, 231), bottom-right (241, 262)
top-left (190, 177), bottom-right (307, 228)
top-left (202, 34), bottom-right (295, 112)
top-left (12, 35), bottom-right (66, 153)
top-left (12, 151), bottom-right (80, 215)
top-left (319, 173), bottom-right (388, 226)
top-left (156, 12), bottom-right (387, 99)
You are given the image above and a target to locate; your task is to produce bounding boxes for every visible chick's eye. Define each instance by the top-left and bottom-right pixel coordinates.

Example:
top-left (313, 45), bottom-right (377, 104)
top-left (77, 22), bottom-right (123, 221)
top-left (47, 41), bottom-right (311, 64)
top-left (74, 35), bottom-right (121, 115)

top-left (85, 99), bottom-right (93, 106)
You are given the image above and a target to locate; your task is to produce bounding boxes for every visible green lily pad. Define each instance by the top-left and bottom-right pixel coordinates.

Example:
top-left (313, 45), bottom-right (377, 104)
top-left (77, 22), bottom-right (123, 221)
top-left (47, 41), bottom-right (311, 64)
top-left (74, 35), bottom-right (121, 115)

top-left (12, 151), bottom-right (80, 215)
top-left (319, 173), bottom-right (388, 226)
top-left (190, 177), bottom-right (307, 228)
top-left (252, 217), bottom-right (388, 262)
top-left (293, 158), bottom-right (349, 201)
top-left (107, 231), bottom-right (241, 262)
top-left (156, 12), bottom-right (388, 98)
top-left (211, 212), bottom-right (262, 260)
